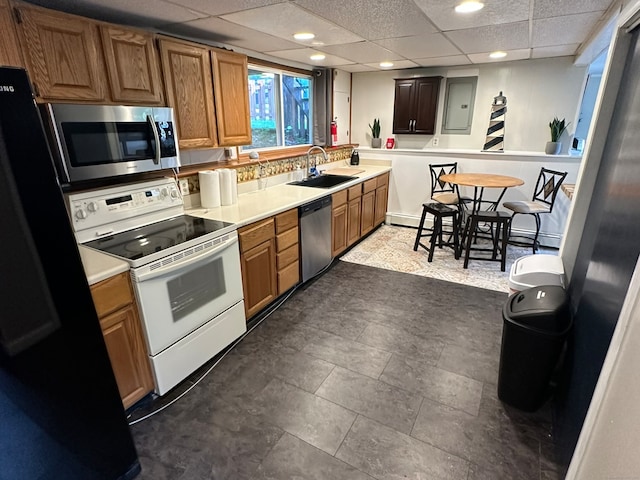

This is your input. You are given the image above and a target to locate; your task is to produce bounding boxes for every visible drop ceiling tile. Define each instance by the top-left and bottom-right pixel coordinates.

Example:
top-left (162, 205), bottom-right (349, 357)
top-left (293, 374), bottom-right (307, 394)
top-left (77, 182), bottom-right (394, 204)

top-left (413, 0), bottom-right (530, 31)
top-left (221, 3), bottom-right (364, 46)
top-left (267, 48), bottom-right (355, 67)
top-left (414, 55), bottom-right (472, 67)
top-left (532, 12), bottom-right (604, 48)
top-left (467, 48), bottom-right (531, 64)
top-left (28, 0), bottom-right (208, 27)
top-left (533, 0), bottom-right (613, 19)
top-left (160, 16), bottom-right (302, 51)
top-left (293, 0), bottom-right (437, 40)
top-left (375, 33), bottom-right (462, 59)
top-left (163, 0), bottom-right (284, 16)
top-left (320, 42), bottom-right (402, 64)
top-left (364, 59), bottom-right (420, 70)
top-left (338, 64), bottom-right (379, 73)
top-left (445, 21), bottom-right (529, 54)
top-left (531, 44), bottom-right (579, 58)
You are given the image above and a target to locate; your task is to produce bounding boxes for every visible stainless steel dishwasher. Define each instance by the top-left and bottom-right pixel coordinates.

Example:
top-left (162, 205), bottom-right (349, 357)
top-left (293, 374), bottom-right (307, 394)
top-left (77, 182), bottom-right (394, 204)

top-left (299, 195), bottom-right (332, 282)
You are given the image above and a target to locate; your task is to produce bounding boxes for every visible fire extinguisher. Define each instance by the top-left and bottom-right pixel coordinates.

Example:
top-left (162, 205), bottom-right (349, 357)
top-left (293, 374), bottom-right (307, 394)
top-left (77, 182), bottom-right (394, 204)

top-left (330, 120), bottom-right (338, 147)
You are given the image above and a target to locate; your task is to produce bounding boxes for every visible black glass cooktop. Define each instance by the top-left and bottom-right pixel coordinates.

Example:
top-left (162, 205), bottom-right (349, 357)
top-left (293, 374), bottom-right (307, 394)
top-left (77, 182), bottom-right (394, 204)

top-left (84, 215), bottom-right (233, 262)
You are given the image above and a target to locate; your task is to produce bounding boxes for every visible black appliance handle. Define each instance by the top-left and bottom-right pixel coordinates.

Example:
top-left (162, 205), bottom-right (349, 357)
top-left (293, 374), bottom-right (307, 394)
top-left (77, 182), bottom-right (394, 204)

top-left (147, 114), bottom-right (161, 165)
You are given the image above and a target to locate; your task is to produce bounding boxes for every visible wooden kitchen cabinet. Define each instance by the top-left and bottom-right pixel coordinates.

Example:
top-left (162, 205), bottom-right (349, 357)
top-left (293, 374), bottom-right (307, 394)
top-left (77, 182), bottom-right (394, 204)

top-left (347, 184), bottom-right (362, 247)
top-left (0, 0), bottom-right (24, 67)
top-left (15, 4), bottom-right (108, 101)
top-left (90, 272), bottom-right (154, 410)
top-left (374, 171), bottom-right (390, 227)
top-left (238, 217), bottom-right (277, 319)
top-left (159, 37), bottom-right (218, 149)
top-left (331, 188), bottom-right (348, 257)
top-left (211, 49), bottom-right (252, 146)
top-left (393, 77), bottom-right (441, 134)
top-left (275, 208), bottom-right (300, 295)
top-left (360, 178), bottom-right (377, 236)
top-left (100, 25), bottom-right (164, 105)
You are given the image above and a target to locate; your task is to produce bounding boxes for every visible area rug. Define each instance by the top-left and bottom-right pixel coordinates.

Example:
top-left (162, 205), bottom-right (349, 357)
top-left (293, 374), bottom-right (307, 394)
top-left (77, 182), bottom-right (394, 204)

top-left (340, 224), bottom-right (555, 292)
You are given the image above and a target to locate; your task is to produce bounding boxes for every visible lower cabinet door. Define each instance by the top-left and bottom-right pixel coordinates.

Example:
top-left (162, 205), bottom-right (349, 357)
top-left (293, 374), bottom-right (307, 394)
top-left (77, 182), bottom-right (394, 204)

top-left (332, 203), bottom-right (348, 257)
top-left (240, 238), bottom-right (277, 319)
top-left (361, 190), bottom-right (375, 236)
top-left (100, 306), bottom-right (154, 409)
top-left (278, 260), bottom-right (300, 294)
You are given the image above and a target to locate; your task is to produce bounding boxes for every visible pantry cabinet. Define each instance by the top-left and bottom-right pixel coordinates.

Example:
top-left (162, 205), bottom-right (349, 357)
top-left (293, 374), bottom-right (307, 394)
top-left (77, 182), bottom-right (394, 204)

top-left (15, 4), bottom-right (108, 101)
top-left (211, 49), bottom-right (252, 146)
top-left (393, 76), bottom-right (441, 134)
top-left (0, 0), bottom-right (23, 67)
top-left (90, 272), bottom-right (154, 409)
top-left (159, 38), bottom-right (218, 149)
top-left (100, 25), bottom-right (163, 105)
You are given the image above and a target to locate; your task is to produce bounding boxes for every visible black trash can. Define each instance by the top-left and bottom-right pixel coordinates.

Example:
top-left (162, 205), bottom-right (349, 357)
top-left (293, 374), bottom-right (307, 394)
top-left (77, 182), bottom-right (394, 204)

top-left (498, 285), bottom-right (572, 412)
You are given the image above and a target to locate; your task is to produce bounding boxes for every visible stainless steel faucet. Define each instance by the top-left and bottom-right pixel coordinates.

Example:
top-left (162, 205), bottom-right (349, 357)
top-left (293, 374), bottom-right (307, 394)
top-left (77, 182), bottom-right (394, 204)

top-left (305, 146), bottom-right (328, 179)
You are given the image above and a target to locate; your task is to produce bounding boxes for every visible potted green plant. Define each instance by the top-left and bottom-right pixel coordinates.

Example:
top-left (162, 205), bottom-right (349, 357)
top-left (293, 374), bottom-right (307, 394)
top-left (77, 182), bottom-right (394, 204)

top-left (546, 117), bottom-right (570, 155)
top-left (369, 118), bottom-right (382, 148)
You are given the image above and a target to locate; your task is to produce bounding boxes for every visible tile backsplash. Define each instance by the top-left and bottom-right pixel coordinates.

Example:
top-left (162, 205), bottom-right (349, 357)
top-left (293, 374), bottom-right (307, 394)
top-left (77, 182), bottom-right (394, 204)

top-left (182, 146), bottom-right (352, 194)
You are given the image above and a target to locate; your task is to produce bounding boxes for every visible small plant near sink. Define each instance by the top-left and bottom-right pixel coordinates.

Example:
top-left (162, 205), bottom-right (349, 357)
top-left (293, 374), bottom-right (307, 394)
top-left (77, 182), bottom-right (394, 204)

top-left (369, 118), bottom-right (382, 148)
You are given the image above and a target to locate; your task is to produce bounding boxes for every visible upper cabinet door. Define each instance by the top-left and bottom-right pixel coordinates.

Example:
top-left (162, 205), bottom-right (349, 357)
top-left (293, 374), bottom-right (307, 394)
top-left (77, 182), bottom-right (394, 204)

top-left (0, 1), bottom-right (23, 67)
top-left (15, 5), bottom-right (107, 101)
top-left (100, 26), bottom-right (163, 105)
top-left (392, 77), bottom-right (441, 135)
top-left (211, 49), bottom-right (251, 146)
top-left (159, 38), bottom-right (218, 150)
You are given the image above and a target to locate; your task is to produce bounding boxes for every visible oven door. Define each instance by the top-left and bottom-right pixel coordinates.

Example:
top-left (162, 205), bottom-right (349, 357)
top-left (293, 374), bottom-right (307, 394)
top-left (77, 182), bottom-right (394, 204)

top-left (131, 232), bottom-right (244, 356)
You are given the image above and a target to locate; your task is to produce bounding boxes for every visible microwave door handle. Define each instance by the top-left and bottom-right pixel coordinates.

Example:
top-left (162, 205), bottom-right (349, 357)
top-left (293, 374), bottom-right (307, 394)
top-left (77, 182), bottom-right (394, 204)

top-left (147, 115), bottom-right (161, 165)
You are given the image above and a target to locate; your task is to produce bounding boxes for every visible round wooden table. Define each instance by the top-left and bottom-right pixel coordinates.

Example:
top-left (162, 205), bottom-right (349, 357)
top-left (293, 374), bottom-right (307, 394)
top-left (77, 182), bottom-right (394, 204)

top-left (439, 173), bottom-right (524, 189)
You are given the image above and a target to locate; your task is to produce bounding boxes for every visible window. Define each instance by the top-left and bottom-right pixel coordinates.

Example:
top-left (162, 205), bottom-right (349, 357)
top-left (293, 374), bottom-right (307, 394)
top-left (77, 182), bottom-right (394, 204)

top-left (244, 65), bottom-right (312, 150)
top-left (442, 77), bottom-right (477, 135)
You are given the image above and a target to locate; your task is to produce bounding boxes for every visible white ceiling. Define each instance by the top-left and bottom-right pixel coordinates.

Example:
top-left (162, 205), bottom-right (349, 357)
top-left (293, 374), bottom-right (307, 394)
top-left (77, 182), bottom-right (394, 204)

top-left (25, 0), bottom-right (617, 71)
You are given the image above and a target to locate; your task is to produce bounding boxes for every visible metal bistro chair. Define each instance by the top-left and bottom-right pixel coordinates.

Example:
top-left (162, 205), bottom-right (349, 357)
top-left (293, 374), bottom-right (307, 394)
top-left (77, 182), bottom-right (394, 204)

top-left (503, 167), bottom-right (567, 254)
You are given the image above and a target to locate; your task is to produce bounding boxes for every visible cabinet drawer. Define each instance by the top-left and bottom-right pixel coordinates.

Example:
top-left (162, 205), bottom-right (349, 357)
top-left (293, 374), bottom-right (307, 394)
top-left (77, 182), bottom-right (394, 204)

top-left (348, 184), bottom-right (362, 200)
top-left (91, 272), bottom-right (132, 318)
top-left (277, 243), bottom-right (299, 270)
top-left (377, 172), bottom-right (389, 188)
top-left (278, 260), bottom-right (299, 294)
top-left (332, 189), bottom-right (348, 207)
top-left (238, 218), bottom-right (275, 252)
top-left (277, 227), bottom-right (298, 252)
top-left (363, 178), bottom-right (377, 193)
top-left (275, 209), bottom-right (298, 233)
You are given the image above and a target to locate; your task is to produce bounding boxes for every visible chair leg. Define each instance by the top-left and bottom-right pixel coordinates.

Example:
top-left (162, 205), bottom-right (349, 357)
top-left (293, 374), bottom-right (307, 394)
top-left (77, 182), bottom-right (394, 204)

top-left (463, 216), bottom-right (477, 269)
top-left (428, 215), bottom-right (441, 262)
top-left (500, 220), bottom-right (508, 271)
top-left (413, 206), bottom-right (428, 251)
top-left (453, 212), bottom-right (460, 260)
top-left (532, 213), bottom-right (541, 254)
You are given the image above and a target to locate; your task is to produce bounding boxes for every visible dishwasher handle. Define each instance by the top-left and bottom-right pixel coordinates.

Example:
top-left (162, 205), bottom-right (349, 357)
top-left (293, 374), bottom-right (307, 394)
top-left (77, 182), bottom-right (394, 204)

top-left (299, 196), bottom-right (332, 217)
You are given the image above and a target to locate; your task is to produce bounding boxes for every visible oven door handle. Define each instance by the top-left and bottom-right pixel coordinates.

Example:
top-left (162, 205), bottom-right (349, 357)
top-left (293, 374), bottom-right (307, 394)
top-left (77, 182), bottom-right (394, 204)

top-left (147, 114), bottom-right (161, 165)
top-left (133, 235), bottom-right (238, 282)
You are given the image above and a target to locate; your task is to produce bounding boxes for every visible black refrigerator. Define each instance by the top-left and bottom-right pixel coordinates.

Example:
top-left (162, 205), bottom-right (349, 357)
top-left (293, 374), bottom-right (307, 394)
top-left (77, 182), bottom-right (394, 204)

top-left (0, 67), bottom-right (140, 479)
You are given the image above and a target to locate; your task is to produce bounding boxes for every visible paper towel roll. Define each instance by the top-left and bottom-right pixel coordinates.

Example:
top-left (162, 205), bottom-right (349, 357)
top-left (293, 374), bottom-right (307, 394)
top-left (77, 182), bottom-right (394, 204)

top-left (199, 170), bottom-right (221, 208)
top-left (219, 169), bottom-right (233, 206)
top-left (230, 169), bottom-right (238, 204)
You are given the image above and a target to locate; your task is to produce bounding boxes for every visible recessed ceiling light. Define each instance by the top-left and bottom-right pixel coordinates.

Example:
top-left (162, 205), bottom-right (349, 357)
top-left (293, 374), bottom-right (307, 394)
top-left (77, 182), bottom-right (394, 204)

top-left (489, 51), bottom-right (508, 59)
top-left (294, 32), bottom-right (315, 40)
top-left (379, 62), bottom-right (394, 68)
top-left (310, 54), bottom-right (326, 61)
top-left (455, 1), bottom-right (484, 13)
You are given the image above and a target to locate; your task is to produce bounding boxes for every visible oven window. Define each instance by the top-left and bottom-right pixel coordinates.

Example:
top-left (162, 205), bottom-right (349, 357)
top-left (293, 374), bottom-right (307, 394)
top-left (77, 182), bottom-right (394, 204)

top-left (62, 121), bottom-right (153, 166)
top-left (167, 258), bottom-right (226, 322)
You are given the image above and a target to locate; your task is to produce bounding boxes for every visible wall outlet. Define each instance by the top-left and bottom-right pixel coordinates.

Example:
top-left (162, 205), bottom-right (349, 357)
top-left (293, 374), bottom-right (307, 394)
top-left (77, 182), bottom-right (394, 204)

top-left (432, 137), bottom-right (439, 146)
top-left (179, 179), bottom-right (190, 195)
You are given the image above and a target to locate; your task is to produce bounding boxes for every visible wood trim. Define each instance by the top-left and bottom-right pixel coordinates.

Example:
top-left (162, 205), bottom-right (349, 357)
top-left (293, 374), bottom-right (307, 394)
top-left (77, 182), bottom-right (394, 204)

top-left (247, 56), bottom-right (312, 77)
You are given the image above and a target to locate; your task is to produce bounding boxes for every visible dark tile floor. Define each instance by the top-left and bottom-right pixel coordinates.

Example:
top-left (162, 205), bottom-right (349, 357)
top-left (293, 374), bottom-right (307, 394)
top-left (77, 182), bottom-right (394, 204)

top-left (129, 261), bottom-right (561, 480)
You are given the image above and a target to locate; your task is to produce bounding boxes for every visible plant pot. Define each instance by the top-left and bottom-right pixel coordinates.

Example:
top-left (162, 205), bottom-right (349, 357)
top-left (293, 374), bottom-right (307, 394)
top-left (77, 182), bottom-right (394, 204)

top-left (545, 142), bottom-right (561, 155)
top-left (372, 138), bottom-right (382, 148)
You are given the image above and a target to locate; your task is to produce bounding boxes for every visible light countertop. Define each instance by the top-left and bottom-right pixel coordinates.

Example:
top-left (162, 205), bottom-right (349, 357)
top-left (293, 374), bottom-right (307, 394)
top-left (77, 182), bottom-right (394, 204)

top-left (78, 164), bottom-right (391, 284)
top-left (78, 245), bottom-right (129, 286)
top-left (186, 164), bottom-right (391, 227)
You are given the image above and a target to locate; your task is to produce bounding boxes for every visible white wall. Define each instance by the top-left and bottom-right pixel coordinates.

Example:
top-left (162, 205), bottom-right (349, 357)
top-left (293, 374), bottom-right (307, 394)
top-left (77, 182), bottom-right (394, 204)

top-left (351, 57), bottom-right (587, 154)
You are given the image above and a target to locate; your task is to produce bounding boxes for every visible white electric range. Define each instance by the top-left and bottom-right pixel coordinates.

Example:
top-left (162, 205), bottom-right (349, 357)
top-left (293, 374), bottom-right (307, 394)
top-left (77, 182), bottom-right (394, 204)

top-left (68, 178), bottom-right (246, 396)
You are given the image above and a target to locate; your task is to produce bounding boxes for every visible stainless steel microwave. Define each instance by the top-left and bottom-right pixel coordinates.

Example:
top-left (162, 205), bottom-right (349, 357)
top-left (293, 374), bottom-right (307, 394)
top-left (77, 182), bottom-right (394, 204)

top-left (42, 104), bottom-right (180, 184)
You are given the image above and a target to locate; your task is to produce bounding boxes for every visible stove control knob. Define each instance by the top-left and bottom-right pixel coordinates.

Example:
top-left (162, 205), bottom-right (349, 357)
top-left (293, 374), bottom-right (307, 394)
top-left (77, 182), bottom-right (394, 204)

top-left (87, 201), bottom-right (99, 213)
top-left (170, 188), bottom-right (179, 199)
top-left (160, 188), bottom-right (168, 199)
top-left (75, 208), bottom-right (88, 220)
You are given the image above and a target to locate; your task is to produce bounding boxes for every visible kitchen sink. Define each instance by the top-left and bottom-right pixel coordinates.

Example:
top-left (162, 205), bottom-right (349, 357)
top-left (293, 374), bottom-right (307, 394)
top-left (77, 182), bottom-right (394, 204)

top-left (288, 174), bottom-right (356, 188)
